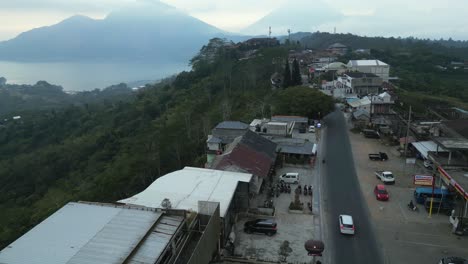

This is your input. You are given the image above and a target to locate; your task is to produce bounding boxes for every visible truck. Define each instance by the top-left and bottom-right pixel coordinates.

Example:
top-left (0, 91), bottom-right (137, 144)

top-left (368, 152), bottom-right (388, 161)
top-left (362, 129), bottom-right (380, 139)
top-left (375, 171), bottom-right (395, 184)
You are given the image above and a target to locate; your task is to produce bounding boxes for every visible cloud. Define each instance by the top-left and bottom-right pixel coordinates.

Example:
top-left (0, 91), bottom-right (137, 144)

top-left (0, 0), bottom-right (133, 12)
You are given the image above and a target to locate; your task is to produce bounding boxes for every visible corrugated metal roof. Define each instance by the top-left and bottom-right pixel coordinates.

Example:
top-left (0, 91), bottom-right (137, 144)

top-left (207, 136), bottom-right (222, 144)
top-left (348, 60), bottom-right (388, 67)
top-left (119, 167), bottom-right (252, 218)
top-left (411, 141), bottom-right (448, 159)
top-left (0, 203), bottom-right (164, 264)
top-left (276, 141), bottom-right (314, 155)
top-left (215, 121), bottom-right (249, 130)
top-left (127, 215), bottom-right (184, 264)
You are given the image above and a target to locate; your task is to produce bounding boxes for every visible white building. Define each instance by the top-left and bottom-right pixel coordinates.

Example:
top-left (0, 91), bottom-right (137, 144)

top-left (347, 60), bottom-right (390, 81)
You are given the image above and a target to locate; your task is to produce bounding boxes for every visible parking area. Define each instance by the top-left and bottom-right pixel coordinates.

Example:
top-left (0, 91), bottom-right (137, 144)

top-left (233, 165), bottom-right (319, 263)
top-left (348, 125), bottom-right (468, 263)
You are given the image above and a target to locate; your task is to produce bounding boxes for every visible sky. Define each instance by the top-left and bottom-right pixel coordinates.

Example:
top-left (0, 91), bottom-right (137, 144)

top-left (0, 0), bottom-right (467, 41)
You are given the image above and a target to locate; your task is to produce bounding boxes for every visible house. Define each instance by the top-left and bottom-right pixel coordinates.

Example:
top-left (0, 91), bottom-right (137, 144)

top-left (347, 60), bottom-right (390, 81)
top-left (210, 130), bottom-right (277, 194)
top-left (271, 115), bottom-right (309, 131)
top-left (340, 72), bottom-right (383, 96)
top-left (119, 167), bottom-right (253, 246)
top-left (351, 109), bottom-right (370, 128)
top-left (269, 137), bottom-right (316, 164)
top-left (347, 97), bottom-right (372, 112)
top-left (327, 43), bottom-right (348, 55)
top-left (0, 201), bottom-right (211, 264)
top-left (207, 121), bottom-right (249, 165)
top-left (370, 92), bottom-right (394, 114)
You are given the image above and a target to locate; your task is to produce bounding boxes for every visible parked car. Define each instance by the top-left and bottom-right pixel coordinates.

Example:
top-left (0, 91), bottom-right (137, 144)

top-left (374, 184), bottom-right (389, 201)
top-left (438, 256), bottom-right (467, 264)
top-left (309, 125), bottom-right (316, 133)
top-left (369, 152), bottom-right (388, 161)
top-left (339, 214), bottom-right (355, 235)
top-left (375, 171), bottom-right (395, 184)
top-left (244, 219), bottom-right (277, 236)
top-left (279, 172), bottom-right (299, 184)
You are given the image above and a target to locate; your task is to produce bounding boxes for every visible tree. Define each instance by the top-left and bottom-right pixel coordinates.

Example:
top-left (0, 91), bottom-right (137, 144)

top-left (282, 60), bottom-right (292, 88)
top-left (273, 86), bottom-right (335, 118)
top-left (291, 58), bottom-right (302, 85)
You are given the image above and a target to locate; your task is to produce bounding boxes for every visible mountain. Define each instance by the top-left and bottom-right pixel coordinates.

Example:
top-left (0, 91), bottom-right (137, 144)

top-left (0, 0), bottom-right (233, 63)
top-left (242, 0), bottom-right (343, 36)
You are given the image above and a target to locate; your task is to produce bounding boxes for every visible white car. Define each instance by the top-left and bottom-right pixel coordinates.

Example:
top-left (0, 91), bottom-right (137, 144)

top-left (375, 171), bottom-right (395, 184)
top-left (279, 172), bottom-right (299, 184)
top-left (339, 215), bottom-right (355, 235)
top-left (309, 126), bottom-right (315, 133)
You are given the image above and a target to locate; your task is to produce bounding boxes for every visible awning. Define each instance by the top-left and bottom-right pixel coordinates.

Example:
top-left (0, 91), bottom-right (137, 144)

top-left (410, 141), bottom-right (447, 159)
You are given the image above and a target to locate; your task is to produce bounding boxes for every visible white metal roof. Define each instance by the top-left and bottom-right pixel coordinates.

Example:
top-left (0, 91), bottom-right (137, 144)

top-left (0, 202), bottom-right (167, 264)
top-left (348, 60), bottom-right (388, 67)
top-left (411, 141), bottom-right (448, 159)
top-left (119, 167), bottom-right (252, 218)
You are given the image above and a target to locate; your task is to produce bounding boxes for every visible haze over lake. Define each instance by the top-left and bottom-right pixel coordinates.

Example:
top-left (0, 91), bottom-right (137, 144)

top-left (0, 61), bottom-right (189, 91)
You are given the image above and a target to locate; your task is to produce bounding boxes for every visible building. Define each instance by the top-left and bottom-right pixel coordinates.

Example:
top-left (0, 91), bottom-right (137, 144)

top-left (370, 92), bottom-right (394, 114)
top-left (347, 60), bottom-right (390, 81)
top-left (211, 130), bottom-right (277, 193)
top-left (327, 43), bottom-right (348, 55)
top-left (340, 72), bottom-right (383, 96)
top-left (0, 202), bottom-right (203, 264)
top-left (207, 121), bottom-right (249, 164)
top-left (271, 115), bottom-right (309, 131)
top-left (119, 167), bottom-right (253, 245)
top-left (269, 137), bottom-right (316, 164)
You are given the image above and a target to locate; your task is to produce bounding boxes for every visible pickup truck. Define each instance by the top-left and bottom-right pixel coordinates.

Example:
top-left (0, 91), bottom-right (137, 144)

top-left (369, 152), bottom-right (388, 161)
top-left (375, 171), bottom-right (395, 184)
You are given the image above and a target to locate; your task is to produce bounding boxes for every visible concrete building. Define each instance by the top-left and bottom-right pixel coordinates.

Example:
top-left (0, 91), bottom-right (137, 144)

top-left (340, 72), bottom-right (383, 96)
top-left (347, 60), bottom-right (390, 81)
top-left (119, 167), bottom-right (253, 245)
top-left (207, 121), bottom-right (249, 165)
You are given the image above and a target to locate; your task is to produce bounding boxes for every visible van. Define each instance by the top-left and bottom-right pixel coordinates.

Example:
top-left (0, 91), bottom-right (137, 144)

top-left (279, 172), bottom-right (299, 184)
top-left (413, 187), bottom-right (453, 204)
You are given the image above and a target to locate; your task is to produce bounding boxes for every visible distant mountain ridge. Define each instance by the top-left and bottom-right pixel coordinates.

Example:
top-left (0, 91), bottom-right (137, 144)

top-left (0, 0), bottom-right (240, 63)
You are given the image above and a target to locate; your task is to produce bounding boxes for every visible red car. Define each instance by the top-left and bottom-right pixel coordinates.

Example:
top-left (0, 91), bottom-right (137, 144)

top-left (374, 184), bottom-right (389, 201)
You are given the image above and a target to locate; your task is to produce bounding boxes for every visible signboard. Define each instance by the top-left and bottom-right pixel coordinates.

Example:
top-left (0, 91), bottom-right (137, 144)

top-left (406, 158), bottom-right (416, 164)
top-left (439, 167), bottom-right (468, 201)
top-left (413, 175), bottom-right (433, 186)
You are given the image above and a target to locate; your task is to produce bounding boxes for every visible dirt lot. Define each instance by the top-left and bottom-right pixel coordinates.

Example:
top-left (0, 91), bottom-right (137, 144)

top-left (348, 121), bottom-right (468, 263)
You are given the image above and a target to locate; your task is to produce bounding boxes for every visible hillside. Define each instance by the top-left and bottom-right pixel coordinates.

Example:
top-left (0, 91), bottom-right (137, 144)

top-left (0, 1), bottom-right (237, 62)
top-left (0, 39), bottom-right (334, 249)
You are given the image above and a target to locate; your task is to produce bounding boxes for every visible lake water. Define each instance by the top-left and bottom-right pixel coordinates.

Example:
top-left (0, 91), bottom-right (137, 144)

top-left (0, 61), bottom-right (189, 91)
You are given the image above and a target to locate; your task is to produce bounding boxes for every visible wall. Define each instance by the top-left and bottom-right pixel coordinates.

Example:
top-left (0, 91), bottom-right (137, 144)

top-left (186, 202), bottom-right (220, 264)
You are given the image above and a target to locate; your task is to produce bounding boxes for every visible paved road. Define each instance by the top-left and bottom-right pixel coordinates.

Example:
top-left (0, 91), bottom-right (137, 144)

top-left (322, 109), bottom-right (383, 264)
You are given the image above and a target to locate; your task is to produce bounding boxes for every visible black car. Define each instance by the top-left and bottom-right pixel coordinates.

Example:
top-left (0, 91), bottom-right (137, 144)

top-left (244, 219), bottom-right (277, 236)
top-left (439, 256), bottom-right (467, 264)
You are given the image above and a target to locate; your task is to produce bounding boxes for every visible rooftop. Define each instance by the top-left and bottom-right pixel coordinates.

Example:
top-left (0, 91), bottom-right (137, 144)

top-left (348, 60), bottom-right (389, 67)
top-left (0, 202), bottom-right (184, 264)
top-left (271, 115), bottom-right (308, 123)
top-left (432, 137), bottom-right (468, 151)
top-left (328, 43), bottom-right (347, 49)
top-left (441, 120), bottom-right (468, 139)
top-left (215, 121), bottom-right (249, 130)
top-left (119, 167), bottom-right (252, 218)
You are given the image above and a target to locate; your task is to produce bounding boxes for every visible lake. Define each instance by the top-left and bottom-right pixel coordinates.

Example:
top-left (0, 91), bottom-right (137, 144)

top-left (0, 61), bottom-right (189, 91)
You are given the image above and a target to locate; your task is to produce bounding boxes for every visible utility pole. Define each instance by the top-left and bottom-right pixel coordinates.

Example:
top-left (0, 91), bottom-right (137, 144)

top-left (403, 105), bottom-right (412, 157)
top-left (288, 29), bottom-right (291, 43)
top-left (269, 26), bottom-right (271, 38)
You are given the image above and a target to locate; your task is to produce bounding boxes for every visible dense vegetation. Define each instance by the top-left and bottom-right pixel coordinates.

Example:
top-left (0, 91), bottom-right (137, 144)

top-left (0, 40), bottom-right (334, 249)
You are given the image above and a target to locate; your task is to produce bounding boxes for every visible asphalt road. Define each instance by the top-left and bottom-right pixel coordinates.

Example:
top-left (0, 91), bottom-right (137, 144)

top-left (322, 109), bottom-right (383, 264)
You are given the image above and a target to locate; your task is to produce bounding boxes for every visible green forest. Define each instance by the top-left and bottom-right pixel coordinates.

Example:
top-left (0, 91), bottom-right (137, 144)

top-left (0, 39), bottom-right (334, 248)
